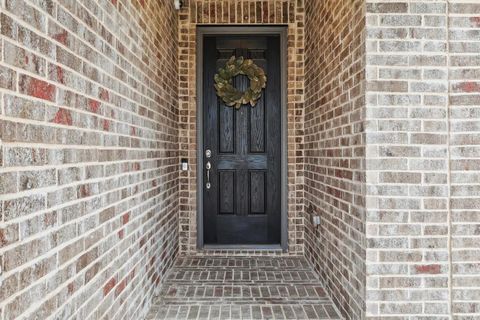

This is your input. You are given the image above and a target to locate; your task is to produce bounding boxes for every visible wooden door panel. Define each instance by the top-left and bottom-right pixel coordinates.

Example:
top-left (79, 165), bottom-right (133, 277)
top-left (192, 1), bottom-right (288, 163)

top-left (203, 34), bottom-right (281, 245)
top-left (236, 168), bottom-right (248, 217)
top-left (219, 104), bottom-right (235, 154)
top-left (216, 215), bottom-right (268, 244)
top-left (249, 94), bottom-right (266, 153)
top-left (219, 170), bottom-right (235, 214)
top-left (249, 57), bottom-right (267, 155)
top-left (250, 170), bottom-right (266, 214)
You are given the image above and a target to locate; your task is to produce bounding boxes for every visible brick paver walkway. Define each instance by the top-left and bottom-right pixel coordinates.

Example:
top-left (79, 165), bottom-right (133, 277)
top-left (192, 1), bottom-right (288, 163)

top-left (146, 256), bottom-right (342, 320)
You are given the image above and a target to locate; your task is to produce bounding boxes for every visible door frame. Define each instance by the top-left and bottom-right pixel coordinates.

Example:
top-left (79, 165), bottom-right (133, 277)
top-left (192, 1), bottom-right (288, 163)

top-left (196, 26), bottom-right (288, 251)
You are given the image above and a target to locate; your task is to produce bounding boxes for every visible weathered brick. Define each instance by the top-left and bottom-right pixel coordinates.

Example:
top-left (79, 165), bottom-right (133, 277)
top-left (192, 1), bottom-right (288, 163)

top-left (19, 74), bottom-right (56, 102)
top-left (5, 0), bottom-right (47, 32)
top-left (4, 147), bottom-right (47, 167)
top-left (0, 224), bottom-right (20, 248)
top-left (50, 108), bottom-right (73, 125)
top-left (450, 3), bottom-right (480, 14)
top-left (0, 172), bottom-right (18, 194)
top-left (379, 172), bottom-right (421, 184)
top-left (4, 94), bottom-right (46, 121)
top-left (367, 3), bottom-right (408, 14)
top-left (0, 65), bottom-right (17, 90)
top-left (19, 169), bottom-right (56, 191)
top-left (0, 274), bottom-right (19, 302)
top-left (380, 15), bottom-right (422, 27)
top-left (103, 277), bottom-right (116, 296)
top-left (367, 80), bottom-right (408, 92)
top-left (3, 41), bottom-right (46, 76)
top-left (410, 3), bottom-right (446, 14)
top-left (19, 211), bottom-right (57, 239)
top-left (1, 13), bottom-right (55, 56)
top-left (3, 194), bottom-right (46, 221)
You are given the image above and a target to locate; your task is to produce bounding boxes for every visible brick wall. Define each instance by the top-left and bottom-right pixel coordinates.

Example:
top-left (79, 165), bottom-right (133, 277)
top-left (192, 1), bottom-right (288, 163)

top-left (449, 1), bottom-right (480, 317)
top-left (365, 1), bottom-right (480, 318)
top-left (1, 1), bottom-right (478, 319)
top-left (178, 0), bottom-right (305, 255)
top-left (304, 0), bottom-right (367, 318)
top-left (365, 0), bottom-right (450, 317)
top-left (0, 0), bottom-right (179, 319)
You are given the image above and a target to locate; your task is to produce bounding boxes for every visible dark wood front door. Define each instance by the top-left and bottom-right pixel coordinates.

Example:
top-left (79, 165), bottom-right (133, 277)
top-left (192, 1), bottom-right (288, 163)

top-left (202, 34), bottom-right (282, 245)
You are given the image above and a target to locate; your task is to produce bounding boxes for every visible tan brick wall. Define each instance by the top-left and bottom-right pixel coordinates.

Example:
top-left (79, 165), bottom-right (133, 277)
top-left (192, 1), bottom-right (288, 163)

top-left (365, 1), bottom-right (450, 317)
top-left (178, 0), bottom-right (305, 255)
top-left (448, 1), bottom-right (480, 317)
top-left (365, 1), bottom-right (480, 318)
top-left (0, 0), bottom-right (179, 319)
top-left (304, 0), bottom-right (367, 318)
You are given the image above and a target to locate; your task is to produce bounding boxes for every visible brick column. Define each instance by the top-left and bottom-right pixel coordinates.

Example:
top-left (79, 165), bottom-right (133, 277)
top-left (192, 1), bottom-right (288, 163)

top-left (449, 1), bottom-right (480, 317)
top-left (365, 1), bottom-right (480, 318)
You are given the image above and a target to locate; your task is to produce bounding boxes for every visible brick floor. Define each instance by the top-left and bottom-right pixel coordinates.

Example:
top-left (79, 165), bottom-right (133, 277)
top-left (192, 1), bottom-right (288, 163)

top-left (146, 256), bottom-right (342, 320)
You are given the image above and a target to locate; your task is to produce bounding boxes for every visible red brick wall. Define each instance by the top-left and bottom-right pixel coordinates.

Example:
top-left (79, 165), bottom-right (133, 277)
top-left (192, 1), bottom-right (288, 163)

top-left (0, 0), bottom-right (179, 319)
top-left (304, 0), bottom-right (367, 318)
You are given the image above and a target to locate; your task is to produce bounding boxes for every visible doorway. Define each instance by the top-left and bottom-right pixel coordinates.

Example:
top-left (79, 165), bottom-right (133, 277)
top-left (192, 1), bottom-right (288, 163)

top-left (196, 27), bottom-right (288, 250)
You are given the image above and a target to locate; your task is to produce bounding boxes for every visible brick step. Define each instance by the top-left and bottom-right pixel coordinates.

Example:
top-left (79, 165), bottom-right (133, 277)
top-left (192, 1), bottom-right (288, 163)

top-left (165, 270), bottom-right (320, 284)
top-left (147, 303), bottom-right (341, 320)
top-left (158, 284), bottom-right (330, 301)
top-left (156, 299), bottom-right (336, 306)
top-left (147, 257), bottom-right (342, 320)
top-left (174, 257), bottom-right (312, 270)
top-left (158, 298), bottom-right (333, 305)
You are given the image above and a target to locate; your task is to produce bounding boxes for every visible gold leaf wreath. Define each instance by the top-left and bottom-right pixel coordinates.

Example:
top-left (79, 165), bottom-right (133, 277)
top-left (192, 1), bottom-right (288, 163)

top-left (214, 56), bottom-right (267, 109)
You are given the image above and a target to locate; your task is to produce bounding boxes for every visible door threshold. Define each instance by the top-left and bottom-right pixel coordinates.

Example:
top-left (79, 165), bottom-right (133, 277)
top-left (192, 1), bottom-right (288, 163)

top-left (203, 244), bottom-right (283, 250)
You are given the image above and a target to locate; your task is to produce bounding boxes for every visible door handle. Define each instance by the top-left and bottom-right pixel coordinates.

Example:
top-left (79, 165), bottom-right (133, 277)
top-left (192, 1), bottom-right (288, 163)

top-left (206, 161), bottom-right (211, 189)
